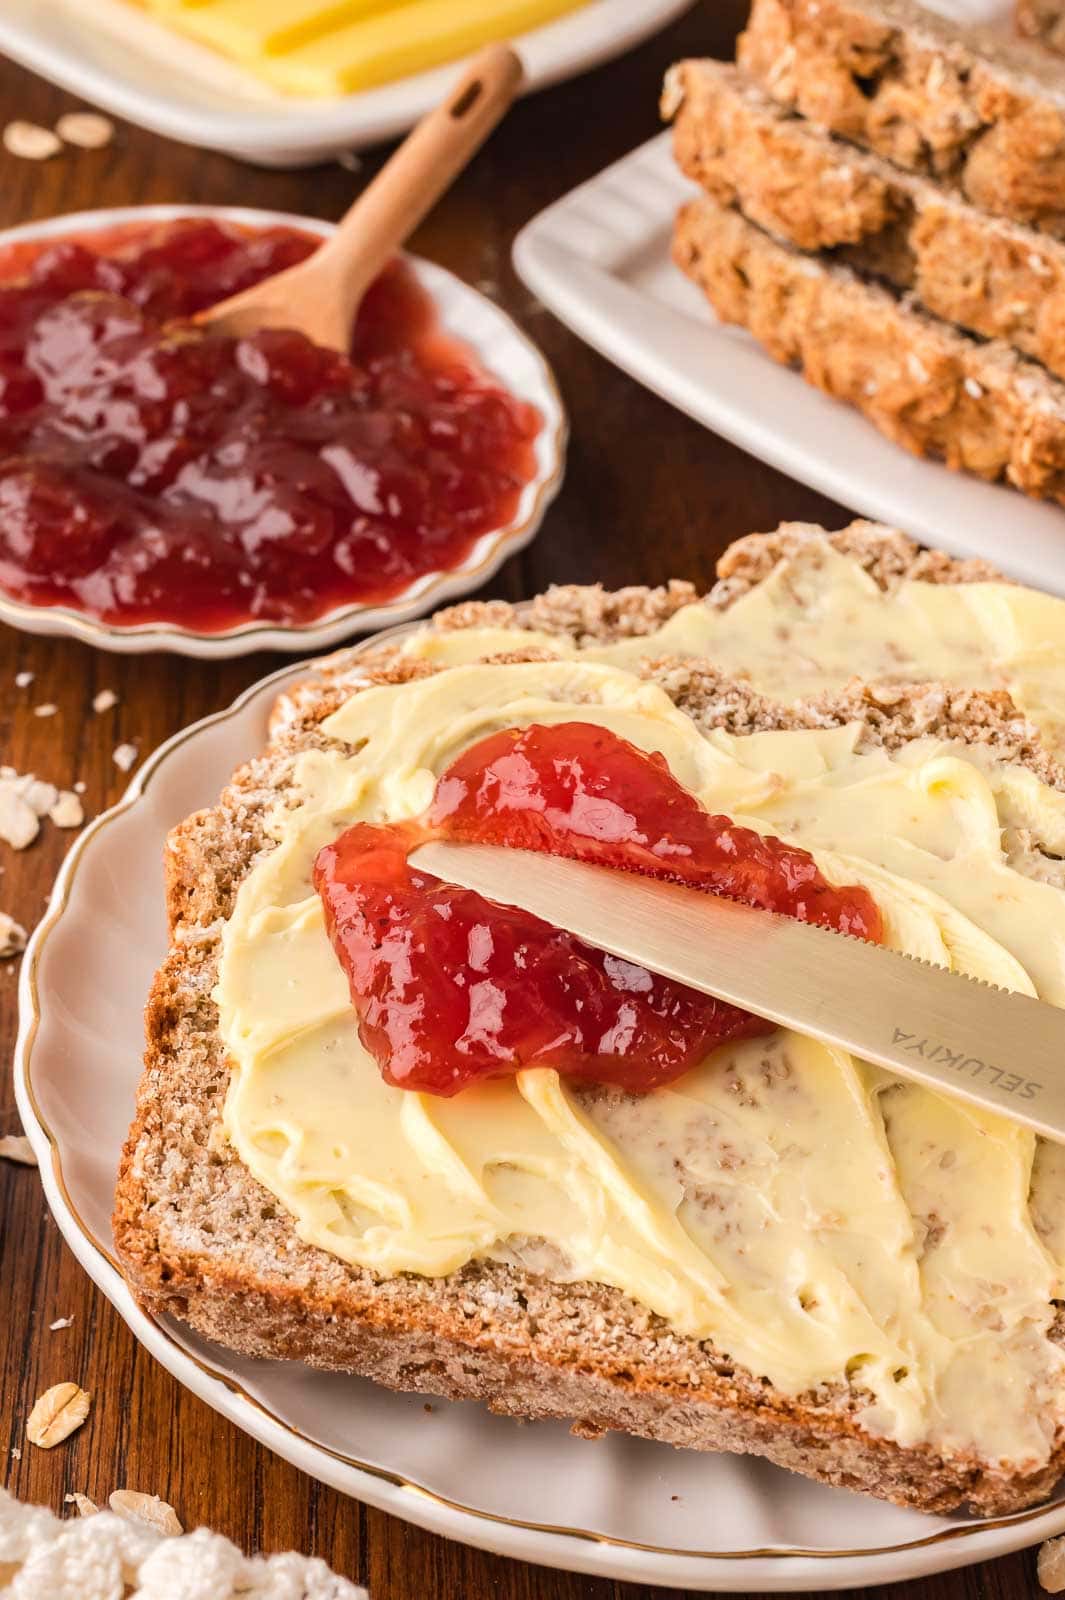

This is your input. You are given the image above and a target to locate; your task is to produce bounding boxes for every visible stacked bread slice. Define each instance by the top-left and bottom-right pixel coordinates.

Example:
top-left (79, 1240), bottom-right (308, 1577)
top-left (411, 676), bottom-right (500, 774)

top-left (664, 0), bottom-right (1065, 506)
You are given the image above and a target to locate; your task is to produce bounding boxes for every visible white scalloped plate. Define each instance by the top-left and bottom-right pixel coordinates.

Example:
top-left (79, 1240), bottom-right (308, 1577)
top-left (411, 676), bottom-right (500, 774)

top-left (13, 632), bottom-right (1065, 1591)
top-left (0, 0), bottom-right (694, 167)
top-left (0, 205), bottom-right (566, 657)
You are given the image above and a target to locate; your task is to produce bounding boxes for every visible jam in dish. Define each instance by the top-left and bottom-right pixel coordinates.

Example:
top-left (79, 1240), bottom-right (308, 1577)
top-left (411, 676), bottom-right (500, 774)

top-left (0, 219), bottom-right (541, 631)
top-left (315, 722), bottom-right (882, 1096)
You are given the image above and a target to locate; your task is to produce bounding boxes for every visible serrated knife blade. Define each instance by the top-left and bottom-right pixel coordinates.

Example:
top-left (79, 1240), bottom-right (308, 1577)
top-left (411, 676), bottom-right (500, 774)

top-left (409, 840), bottom-right (1065, 1141)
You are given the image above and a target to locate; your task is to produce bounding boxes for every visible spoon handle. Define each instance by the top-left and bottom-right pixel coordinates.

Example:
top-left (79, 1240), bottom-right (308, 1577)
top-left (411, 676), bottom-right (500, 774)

top-left (321, 44), bottom-right (524, 318)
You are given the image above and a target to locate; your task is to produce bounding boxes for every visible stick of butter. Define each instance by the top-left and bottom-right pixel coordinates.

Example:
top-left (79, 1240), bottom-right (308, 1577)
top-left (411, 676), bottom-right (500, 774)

top-left (147, 0), bottom-right (399, 59)
top-left (135, 0), bottom-right (590, 93)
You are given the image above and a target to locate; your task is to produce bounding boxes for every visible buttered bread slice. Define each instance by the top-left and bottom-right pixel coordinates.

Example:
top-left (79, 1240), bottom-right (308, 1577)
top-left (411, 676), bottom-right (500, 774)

top-left (286, 519), bottom-right (1065, 759)
top-left (117, 524), bottom-right (1065, 1516)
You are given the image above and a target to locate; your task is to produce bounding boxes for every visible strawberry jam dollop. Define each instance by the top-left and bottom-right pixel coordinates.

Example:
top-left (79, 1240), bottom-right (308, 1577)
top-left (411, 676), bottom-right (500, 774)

top-left (314, 722), bottom-right (882, 1097)
top-left (0, 219), bottom-right (541, 631)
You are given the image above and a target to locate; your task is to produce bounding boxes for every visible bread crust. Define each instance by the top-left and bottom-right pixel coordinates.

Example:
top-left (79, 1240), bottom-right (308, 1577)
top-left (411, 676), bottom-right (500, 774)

top-left (668, 59), bottom-right (1065, 381)
top-left (673, 191), bottom-right (1065, 505)
top-left (114, 544), bottom-right (1065, 1517)
top-left (739, 0), bottom-right (1065, 234)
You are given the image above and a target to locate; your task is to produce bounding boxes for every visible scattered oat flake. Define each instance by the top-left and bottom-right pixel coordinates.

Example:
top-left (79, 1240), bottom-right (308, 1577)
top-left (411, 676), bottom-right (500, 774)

top-left (56, 112), bottom-right (114, 150)
top-left (0, 789), bottom-right (38, 850)
top-left (33, 703), bottom-right (57, 718)
top-left (4, 121), bottom-right (61, 160)
top-left (1041, 1535), bottom-right (1065, 1591)
top-left (14, 671), bottom-right (33, 688)
top-left (26, 1382), bottom-right (91, 1448)
top-left (74, 780), bottom-right (86, 794)
top-left (0, 1134), bottom-right (36, 1166)
top-left (65, 1491), bottom-right (98, 1517)
top-left (50, 1316), bottom-right (74, 1331)
top-left (24, 777), bottom-right (57, 814)
top-left (49, 791), bottom-right (84, 830)
top-left (0, 912), bottom-right (27, 957)
top-left (92, 689), bottom-right (118, 714)
top-left (109, 1490), bottom-right (183, 1535)
top-left (10, 1446), bottom-right (20, 1459)
top-left (112, 743), bottom-right (137, 772)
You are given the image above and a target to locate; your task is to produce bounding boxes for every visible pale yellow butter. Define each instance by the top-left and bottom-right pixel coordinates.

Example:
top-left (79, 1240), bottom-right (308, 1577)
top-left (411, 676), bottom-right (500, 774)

top-left (134, 0), bottom-right (591, 95)
top-left (218, 648), bottom-right (1065, 1470)
top-left (400, 539), bottom-right (1065, 753)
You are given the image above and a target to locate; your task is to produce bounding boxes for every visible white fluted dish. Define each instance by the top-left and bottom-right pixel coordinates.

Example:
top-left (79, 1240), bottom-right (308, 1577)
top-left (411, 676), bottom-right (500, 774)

top-left (0, 205), bottom-right (565, 657)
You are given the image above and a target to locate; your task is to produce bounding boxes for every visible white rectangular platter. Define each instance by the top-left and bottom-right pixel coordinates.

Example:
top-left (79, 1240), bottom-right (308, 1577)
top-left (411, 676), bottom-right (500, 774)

top-left (513, 129), bottom-right (1065, 597)
top-left (0, 0), bottom-right (694, 166)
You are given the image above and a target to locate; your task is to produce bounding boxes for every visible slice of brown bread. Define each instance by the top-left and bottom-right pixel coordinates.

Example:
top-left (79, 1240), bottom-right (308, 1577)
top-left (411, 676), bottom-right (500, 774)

top-left (1018, 0), bottom-right (1065, 54)
top-left (738, 0), bottom-right (1065, 233)
top-left (673, 190), bottom-right (1065, 504)
top-left (115, 549), bottom-right (1065, 1518)
top-left (665, 58), bottom-right (1065, 381)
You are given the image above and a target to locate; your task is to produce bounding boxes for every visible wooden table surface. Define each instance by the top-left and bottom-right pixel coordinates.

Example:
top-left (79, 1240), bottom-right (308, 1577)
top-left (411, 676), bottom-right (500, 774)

top-left (0, 5), bottom-right (1046, 1598)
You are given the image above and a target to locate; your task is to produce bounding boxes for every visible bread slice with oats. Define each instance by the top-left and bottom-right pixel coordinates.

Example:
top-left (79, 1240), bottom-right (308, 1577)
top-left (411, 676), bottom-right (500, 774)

top-left (114, 522), bottom-right (1065, 1517)
top-left (738, 0), bottom-right (1065, 235)
top-left (672, 190), bottom-right (1065, 507)
top-left (665, 58), bottom-right (1065, 383)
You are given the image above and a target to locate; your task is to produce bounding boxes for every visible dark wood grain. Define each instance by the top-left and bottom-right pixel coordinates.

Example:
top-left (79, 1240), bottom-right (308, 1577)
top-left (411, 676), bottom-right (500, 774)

top-left (0, 6), bottom-right (1044, 1597)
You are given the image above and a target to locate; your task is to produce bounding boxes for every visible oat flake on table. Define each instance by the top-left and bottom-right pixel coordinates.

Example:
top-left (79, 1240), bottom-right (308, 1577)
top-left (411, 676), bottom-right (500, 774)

top-left (0, 1488), bottom-right (368, 1597)
top-left (0, 768), bottom-right (85, 849)
top-left (0, 787), bottom-right (37, 850)
top-left (55, 112), bottom-right (114, 150)
top-left (0, 911), bottom-right (27, 956)
top-left (0, 1134), bottom-right (36, 1166)
top-left (1042, 1535), bottom-right (1065, 1591)
top-left (48, 791), bottom-right (84, 830)
top-left (109, 1490), bottom-right (183, 1537)
top-left (64, 1492), bottom-right (98, 1518)
top-left (3, 121), bottom-right (61, 160)
top-left (25, 1383), bottom-right (91, 1449)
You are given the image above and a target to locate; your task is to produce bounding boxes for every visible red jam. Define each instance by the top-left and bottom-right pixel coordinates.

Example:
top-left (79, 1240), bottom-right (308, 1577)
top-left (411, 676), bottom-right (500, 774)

top-left (315, 723), bottom-right (882, 1096)
top-left (0, 219), bottom-right (542, 631)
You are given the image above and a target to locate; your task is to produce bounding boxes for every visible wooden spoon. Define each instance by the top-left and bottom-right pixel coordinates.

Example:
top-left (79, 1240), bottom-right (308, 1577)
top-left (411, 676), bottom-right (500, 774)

top-left (197, 43), bottom-right (523, 351)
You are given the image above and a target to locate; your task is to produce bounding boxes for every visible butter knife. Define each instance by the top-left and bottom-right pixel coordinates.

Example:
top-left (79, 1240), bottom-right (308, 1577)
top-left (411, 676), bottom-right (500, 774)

top-left (409, 840), bottom-right (1065, 1140)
